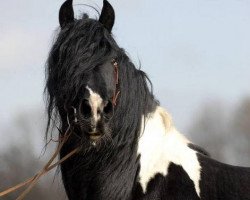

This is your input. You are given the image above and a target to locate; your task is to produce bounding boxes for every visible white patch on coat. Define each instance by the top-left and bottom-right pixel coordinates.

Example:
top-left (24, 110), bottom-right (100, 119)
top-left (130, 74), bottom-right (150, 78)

top-left (86, 86), bottom-right (103, 124)
top-left (138, 107), bottom-right (201, 197)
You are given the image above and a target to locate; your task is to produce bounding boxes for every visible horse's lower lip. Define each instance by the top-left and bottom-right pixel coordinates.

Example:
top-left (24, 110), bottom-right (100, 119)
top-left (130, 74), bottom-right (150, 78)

top-left (88, 132), bottom-right (101, 136)
top-left (89, 135), bottom-right (101, 140)
top-left (88, 132), bottom-right (101, 140)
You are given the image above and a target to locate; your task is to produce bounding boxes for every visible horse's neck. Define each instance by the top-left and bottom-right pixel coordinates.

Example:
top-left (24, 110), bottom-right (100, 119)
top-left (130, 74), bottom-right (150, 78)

top-left (60, 136), bottom-right (139, 200)
top-left (138, 106), bottom-right (201, 197)
top-left (89, 147), bottom-right (139, 200)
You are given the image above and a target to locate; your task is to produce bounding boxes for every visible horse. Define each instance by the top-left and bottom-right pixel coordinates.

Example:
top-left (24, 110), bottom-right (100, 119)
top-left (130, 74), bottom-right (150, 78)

top-left (45, 0), bottom-right (250, 199)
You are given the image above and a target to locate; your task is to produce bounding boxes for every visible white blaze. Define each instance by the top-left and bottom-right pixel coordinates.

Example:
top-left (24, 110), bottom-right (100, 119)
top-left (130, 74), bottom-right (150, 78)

top-left (86, 86), bottom-right (103, 124)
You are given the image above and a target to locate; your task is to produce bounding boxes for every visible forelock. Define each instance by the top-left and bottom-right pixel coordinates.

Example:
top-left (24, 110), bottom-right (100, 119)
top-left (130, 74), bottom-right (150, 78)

top-left (46, 16), bottom-right (120, 104)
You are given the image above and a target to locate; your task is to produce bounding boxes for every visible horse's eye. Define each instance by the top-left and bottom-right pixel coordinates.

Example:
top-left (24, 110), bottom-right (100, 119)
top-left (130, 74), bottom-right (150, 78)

top-left (103, 101), bottom-right (113, 118)
top-left (80, 99), bottom-right (91, 119)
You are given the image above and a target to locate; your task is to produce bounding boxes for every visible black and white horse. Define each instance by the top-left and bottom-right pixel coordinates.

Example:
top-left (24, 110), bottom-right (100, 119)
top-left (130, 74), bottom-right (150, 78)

top-left (45, 0), bottom-right (250, 199)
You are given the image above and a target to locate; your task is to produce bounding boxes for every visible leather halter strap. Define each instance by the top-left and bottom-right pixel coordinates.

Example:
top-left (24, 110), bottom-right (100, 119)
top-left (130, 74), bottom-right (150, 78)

top-left (111, 59), bottom-right (120, 106)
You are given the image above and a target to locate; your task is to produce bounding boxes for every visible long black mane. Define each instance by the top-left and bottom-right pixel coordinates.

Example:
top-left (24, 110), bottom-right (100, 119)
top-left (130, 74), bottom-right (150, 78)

top-left (45, 13), bottom-right (157, 145)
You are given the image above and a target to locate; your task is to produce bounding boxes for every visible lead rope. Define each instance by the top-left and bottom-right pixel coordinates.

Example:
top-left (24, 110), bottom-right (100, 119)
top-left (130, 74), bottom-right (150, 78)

top-left (0, 126), bottom-right (80, 199)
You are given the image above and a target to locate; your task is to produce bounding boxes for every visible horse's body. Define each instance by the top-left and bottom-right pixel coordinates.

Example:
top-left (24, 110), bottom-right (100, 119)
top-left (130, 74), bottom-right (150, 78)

top-left (60, 107), bottom-right (250, 200)
top-left (45, 0), bottom-right (250, 199)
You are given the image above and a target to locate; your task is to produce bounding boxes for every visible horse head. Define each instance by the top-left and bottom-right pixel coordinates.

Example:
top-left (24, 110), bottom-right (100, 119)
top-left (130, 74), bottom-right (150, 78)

top-left (45, 0), bottom-right (155, 148)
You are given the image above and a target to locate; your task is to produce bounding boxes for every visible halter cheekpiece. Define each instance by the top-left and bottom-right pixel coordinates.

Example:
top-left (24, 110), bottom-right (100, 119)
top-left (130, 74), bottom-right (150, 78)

top-left (111, 59), bottom-right (120, 107)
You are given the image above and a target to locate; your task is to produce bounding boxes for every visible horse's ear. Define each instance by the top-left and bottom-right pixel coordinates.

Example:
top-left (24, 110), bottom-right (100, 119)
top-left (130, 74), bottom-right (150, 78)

top-left (59, 0), bottom-right (74, 27)
top-left (99, 0), bottom-right (115, 32)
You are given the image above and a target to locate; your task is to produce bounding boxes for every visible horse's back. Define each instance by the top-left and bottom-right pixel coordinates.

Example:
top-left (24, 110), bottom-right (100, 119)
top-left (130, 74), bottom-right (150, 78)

top-left (198, 154), bottom-right (250, 200)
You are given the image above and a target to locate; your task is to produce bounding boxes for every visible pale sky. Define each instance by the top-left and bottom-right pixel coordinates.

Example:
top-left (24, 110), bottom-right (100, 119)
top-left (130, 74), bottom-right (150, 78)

top-left (0, 0), bottom-right (250, 136)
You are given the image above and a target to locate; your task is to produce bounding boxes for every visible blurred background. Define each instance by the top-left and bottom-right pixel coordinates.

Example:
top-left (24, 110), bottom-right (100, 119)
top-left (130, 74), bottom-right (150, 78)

top-left (0, 0), bottom-right (249, 199)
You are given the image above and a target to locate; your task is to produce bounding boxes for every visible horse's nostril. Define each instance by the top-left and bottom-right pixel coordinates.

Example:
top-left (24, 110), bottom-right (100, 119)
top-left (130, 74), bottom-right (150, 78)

top-left (80, 99), bottom-right (92, 119)
top-left (103, 100), bottom-right (113, 119)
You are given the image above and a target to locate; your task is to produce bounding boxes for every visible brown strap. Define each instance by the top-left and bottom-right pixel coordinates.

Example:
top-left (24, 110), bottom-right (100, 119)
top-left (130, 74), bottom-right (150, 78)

top-left (112, 59), bottom-right (120, 106)
top-left (112, 90), bottom-right (120, 106)
top-left (113, 61), bottom-right (119, 84)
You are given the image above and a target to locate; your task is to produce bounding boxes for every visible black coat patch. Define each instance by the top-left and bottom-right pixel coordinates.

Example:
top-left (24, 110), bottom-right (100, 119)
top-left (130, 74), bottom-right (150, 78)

top-left (133, 163), bottom-right (200, 200)
top-left (198, 154), bottom-right (250, 200)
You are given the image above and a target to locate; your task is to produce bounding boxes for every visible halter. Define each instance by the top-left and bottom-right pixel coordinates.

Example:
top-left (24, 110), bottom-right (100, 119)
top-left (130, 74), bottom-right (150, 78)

top-left (111, 59), bottom-right (120, 107)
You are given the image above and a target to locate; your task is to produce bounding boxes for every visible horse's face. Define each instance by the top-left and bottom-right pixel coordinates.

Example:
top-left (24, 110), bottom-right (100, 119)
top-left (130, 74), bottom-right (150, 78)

top-left (64, 60), bottom-right (118, 141)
